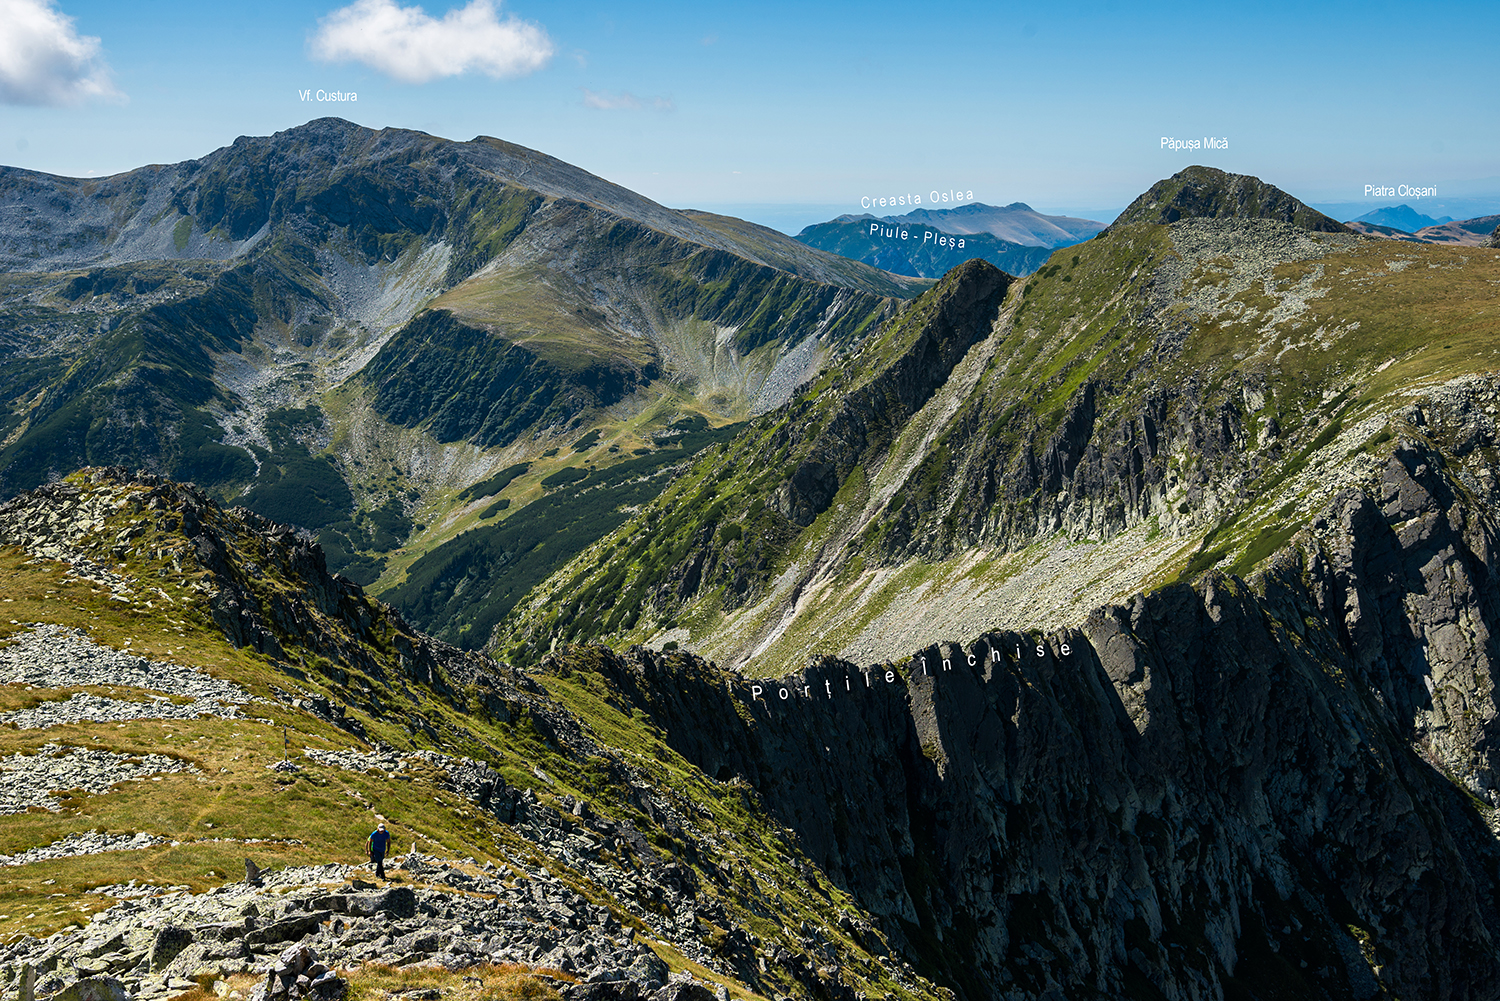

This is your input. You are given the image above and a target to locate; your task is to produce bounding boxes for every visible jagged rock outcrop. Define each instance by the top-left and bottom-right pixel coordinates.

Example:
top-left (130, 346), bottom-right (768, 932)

top-left (573, 541), bottom-right (1500, 1000)
top-left (1305, 434), bottom-right (1500, 802)
top-left (0, 860), bottom-right (661, 1001)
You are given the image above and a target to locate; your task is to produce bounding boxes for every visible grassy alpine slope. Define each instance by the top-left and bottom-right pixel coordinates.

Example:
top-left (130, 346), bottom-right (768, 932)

top-left (0, 469), bottom-right (936, 1001)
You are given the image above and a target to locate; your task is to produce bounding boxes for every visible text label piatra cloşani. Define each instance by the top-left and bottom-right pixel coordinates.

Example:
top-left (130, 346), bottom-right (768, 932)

top-left (1365, 184), bottom-right (1438, 198)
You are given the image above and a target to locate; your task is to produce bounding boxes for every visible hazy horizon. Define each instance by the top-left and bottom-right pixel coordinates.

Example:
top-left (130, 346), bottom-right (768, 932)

top-left (3, 0), bottom-right (1496, 223)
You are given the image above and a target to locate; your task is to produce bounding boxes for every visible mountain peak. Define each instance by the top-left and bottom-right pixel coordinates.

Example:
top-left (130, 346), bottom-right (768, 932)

top-left (1351, 203), bottom-right (1444, 233)
top-left (1114, 165), bottom-right (1349, 232)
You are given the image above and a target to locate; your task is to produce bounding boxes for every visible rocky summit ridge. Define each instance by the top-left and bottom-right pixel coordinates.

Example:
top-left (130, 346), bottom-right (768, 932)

top-left (0, 117), bottom-right (910, 293)
top-left (1113, 165), bottom-right (1351, 232)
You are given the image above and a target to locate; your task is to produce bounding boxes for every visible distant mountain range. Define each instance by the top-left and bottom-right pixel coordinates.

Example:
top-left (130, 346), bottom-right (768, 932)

top-left (1345, 209), bottom-right (1500, 246)
top-left (794, 202), bottom-right (1106, 278)
top-left (1351, 203), bottom-right (1452, 232)
top-left (890, 202), bottom-right (1107, 246)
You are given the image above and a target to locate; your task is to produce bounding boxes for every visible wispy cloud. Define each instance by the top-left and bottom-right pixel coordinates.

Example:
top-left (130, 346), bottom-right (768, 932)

top-left (0, 0), bottom-right (122, 107)
top-left (312, 0), bottom-right (553, 84)
top-left (582, 89), bottom-right (674, 112)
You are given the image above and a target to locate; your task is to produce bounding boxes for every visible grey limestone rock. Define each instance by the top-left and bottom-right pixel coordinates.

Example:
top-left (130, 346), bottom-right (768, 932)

top-left (0, 831), bottom-right (163, 867)
top-left (647, 983), bottom-right (717, 1001)
top-left (147, 927), bottom-right (192, 972)
top-left (0, 623), bottom-right (251, 705)
top-left (625, 953), bottom-right (669, 990)
top-left (0, 858), bottom-right (702, 1001)
top-left (0, 744), bottom-right (196, 815)
top-left (49, 976), bottom-right (129, 1001)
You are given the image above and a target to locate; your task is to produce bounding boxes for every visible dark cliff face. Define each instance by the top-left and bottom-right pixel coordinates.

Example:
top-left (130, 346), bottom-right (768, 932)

top-left (1310, 426), bottom-right (1500, 801)
top-left (579, 447), bottom-right (1500, 999)
top-left (1113, 166), bottom-right (1351, 233)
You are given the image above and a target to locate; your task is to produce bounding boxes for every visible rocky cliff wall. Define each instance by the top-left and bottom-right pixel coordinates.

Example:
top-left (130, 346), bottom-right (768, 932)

top-left (583, 434), bottom-right (1500, 1000)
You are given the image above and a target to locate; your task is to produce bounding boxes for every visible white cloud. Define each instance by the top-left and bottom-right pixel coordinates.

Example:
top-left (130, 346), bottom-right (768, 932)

top-left (582, 89), bottom-right (673, 112)
top-left (0, 0), bottom-right (122, 107)
top-left (312, 0), bottom-right (553, 83)
top-left (582, 89), bottom-right (637, 111)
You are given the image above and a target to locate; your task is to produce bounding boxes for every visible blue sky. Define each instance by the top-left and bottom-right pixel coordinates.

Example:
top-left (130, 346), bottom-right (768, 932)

top-left (2, 0), bottom-right (1497, 231)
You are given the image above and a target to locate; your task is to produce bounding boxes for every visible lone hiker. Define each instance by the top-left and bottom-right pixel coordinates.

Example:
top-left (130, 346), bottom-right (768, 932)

top-left (366, 821), bottom-right (392, 879)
